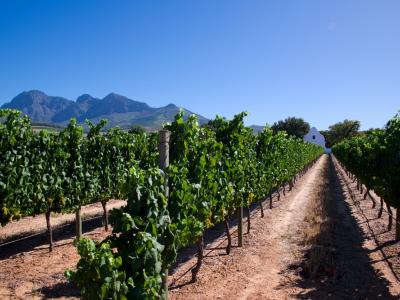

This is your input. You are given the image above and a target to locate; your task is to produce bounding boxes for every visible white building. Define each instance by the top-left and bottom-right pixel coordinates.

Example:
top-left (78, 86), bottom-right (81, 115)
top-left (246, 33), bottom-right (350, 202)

top-left (304, 127), bottom-right (330, 153)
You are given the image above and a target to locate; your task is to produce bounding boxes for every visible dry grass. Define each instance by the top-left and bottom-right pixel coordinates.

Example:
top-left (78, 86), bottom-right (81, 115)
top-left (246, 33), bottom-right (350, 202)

top-left (300, 161), bottom-right (335, 279)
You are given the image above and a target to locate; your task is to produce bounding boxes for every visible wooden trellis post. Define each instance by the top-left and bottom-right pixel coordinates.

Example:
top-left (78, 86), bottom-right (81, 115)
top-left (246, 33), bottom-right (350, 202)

top-left (237, 206), bottom-right (243, 247)
top-left (75, 206), bottom-right (82, 238)
top-left (158, 130), bottom-right (170, 299)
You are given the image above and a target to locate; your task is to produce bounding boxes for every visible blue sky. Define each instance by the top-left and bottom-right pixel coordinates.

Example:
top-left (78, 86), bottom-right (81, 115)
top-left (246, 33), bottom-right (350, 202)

top-left (0, 1), bottom-right (399, 130)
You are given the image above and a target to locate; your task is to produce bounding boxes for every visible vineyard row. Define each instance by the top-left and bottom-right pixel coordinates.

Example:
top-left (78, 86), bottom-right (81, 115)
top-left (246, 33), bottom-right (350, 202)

top-left (332, 113), bottom-right (400, 239)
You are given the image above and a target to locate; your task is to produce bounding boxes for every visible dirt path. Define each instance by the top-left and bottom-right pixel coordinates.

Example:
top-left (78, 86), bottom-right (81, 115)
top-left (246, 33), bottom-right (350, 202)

top-left (293, 155), bottom-right (400, 299)
top-left (170, 155), bottom-right (328, 299)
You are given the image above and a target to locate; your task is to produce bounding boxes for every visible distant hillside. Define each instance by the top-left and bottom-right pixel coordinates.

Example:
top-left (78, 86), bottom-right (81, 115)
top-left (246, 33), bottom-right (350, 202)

top-left (250, 125), bottom-right (265, 134)
top-left (1, 90), bottom-right (208, 130)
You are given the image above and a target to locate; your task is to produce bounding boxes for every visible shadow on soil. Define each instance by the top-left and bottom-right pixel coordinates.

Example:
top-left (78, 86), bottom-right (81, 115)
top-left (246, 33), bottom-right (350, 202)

top-left (40, 281), bottom-right (80, 298)
top-left (290, 156), bottom-right (398, 299)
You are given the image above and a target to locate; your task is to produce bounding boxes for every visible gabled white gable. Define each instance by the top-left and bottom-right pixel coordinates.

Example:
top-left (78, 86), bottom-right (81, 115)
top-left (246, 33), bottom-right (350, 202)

top-left (304, 127), bottom-right (327, 151)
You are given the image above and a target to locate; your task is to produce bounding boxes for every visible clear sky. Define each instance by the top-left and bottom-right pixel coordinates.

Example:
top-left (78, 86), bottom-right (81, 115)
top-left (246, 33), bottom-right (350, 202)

top-left (0, 1), bottom-right (399, 130)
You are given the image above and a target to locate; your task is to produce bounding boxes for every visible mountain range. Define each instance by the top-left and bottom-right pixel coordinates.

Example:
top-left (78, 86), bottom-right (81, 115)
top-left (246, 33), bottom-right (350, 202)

top-left (1, 90), bottom-right (209, 130)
